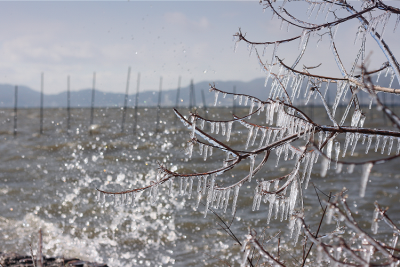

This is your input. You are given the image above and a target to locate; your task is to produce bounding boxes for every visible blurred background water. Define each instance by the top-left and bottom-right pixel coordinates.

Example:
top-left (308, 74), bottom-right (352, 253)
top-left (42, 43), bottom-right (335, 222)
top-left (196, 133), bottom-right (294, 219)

top-left (0, 105), bottom-right (399, 266)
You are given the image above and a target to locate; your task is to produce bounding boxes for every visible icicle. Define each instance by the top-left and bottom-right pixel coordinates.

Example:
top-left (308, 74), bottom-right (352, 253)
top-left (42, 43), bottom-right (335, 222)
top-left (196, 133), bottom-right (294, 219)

top-left (244, 96), bottom-right (249, 106)
top-left (326, 139), bottom-right (333, 169)
top-left (223, 188), bottom-right (231, 213)
top-left (336, 163), bottom-right (343, 173)
top-left (381, 136), bottom-right (388, 154)
top-left (289, 178), bottom-right (298, 215)
top-left (232, 185), bottom-right (240, 215)
top-left (326, 205), bottom-right (334, 224)
top-left (199, 143), bottom-right (204, 155)
top-left (202, 175), bottom-right (208, 195)
top-left (304, 152), bottom-right (315, 189)
top-left (169, 179), bottom-right (173, 196)
top-left (371, 207), bottom-right (379, 234)
top-left (347, 164), bottom-right (355, 174)
top-left (214, 91), bottom-right (219, 106)
top-left (239, 95), bottom-right (243, 105)
top-left (293, 219), bottom-right (302, 246)
top-left (375, 136), bottom-right (381, 153)
top-left (362, 134), bottom-right (366, 145)
top-left (249, 154), bottom-right (256, 182)
top-left (267, 194), bottom-right (275, 224)
top-left (360, 163), bottom-right (373, 197)
top-left (320, 157), bottom-right (329, 177)
top-left (221, 122), bottom-right (226, 136)
top-left (391, 234), bottom-right (398, 255)
top-left (366, 135), bottom-right (373, 154)
top-left (351, 133), bottom-right (360, 156)
top-left (388, 136), bottom-right (394, 155)
top-left (342, 133), bottom-right (352, 157)
top-left (245, 126), bottom-right (254, 149)
top-left (131, 192), bottom-right (137, 207)
top-left (271, 42), bottom-right (279, 64)
top-left (179, 176), bottom-right (183, 196)
top-left (258, 128), bottom-right (267, 148)
top-left (249, 99), bottom-right (255, 117)
top-left (210, 122), bottom-right (215, 133)
top-left (215, 190), bottom-right (222, 209)
top-left (203, 145), bottom-right (208, 161)
top-left (251, 127), bottom-right (259, 146)
top-left (335, 142), bottom-right (340, 169)
top-left (190, 116), bottom-right (196, 138)
top-left (204, 174), bottom-right (216, 217)
top-left (209, 146), bottom-right (213, 157)
top-left (215, 122), bottom-right (220, 135)
top-left (397, 138), bottom-right (400, 154)
top-left (226, 121), bottom-right (233, 141)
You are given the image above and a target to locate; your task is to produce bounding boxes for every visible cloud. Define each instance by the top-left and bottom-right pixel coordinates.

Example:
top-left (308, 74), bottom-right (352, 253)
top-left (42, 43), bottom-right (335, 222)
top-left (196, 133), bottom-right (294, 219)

top-left (164, 12), bottom-right (210, 31)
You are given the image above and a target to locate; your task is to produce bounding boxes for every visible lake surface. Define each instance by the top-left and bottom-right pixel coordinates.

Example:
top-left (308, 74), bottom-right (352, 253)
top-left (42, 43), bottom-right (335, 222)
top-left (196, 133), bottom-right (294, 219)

top-left (0, 105), bottom-right (399, 266)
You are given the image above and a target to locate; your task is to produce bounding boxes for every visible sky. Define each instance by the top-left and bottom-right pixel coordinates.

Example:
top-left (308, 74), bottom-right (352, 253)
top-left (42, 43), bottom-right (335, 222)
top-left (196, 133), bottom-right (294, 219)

top-left (0, 1), bottom-right (398, 94)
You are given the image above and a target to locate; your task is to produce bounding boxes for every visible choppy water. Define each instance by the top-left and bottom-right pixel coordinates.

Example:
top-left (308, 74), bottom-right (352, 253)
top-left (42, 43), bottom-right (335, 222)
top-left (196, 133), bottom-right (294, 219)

top-left (0, 106), bottom-right (399, 266)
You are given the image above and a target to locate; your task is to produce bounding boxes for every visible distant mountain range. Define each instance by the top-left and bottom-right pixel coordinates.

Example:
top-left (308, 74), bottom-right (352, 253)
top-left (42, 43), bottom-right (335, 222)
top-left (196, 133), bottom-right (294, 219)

top-left (0, 76), bottom-right (398, 108)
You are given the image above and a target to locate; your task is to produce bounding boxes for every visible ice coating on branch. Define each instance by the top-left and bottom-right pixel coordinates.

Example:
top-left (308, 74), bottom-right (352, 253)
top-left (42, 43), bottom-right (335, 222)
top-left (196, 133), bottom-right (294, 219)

top-left (326, 205), bottom-right (334, 224)
top-left (214, 91), bottom-right (219, 106)
top-left (360, 163), bottom-right (373, 197)
top-left (371, 207), bottom-right (379, 234)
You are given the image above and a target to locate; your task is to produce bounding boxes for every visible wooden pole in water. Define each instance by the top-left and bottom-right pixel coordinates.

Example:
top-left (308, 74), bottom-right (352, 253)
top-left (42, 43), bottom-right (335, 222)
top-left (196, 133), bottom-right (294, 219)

top-left (13, 85), bottom-right (18, 137)
top-left (173, 76), bottom-right (181, 125)
top-left (156, 76), bottom-right (163, 133)
top-left (189, 79), bottom-right (196, 111)
top-left (90, 72), bottom-right (96, 126)
top-left (40, 73), bottom-right (44, 135)
top-left (133, 73), bottom-right (140, 134)
top-left (201, 89), bottom-right (208, 119)
top-left (232, 85), bottom-right (236, 130)
top-left (121, 67), bottom-right (131, 132)
top-left (67, 76), bottom-right (71, 134)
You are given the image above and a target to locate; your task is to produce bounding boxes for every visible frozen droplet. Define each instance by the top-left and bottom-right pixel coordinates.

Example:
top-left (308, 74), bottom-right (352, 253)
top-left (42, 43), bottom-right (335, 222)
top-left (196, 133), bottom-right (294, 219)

top-left (360, 163), bottom-right (373, 197)
top-left (214, 91), bottom-right (219, 106)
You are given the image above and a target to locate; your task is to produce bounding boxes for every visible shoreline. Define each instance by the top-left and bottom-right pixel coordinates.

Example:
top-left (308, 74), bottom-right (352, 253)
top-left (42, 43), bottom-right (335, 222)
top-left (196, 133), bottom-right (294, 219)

top-left (0, 251), bottom-right (108, 267)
